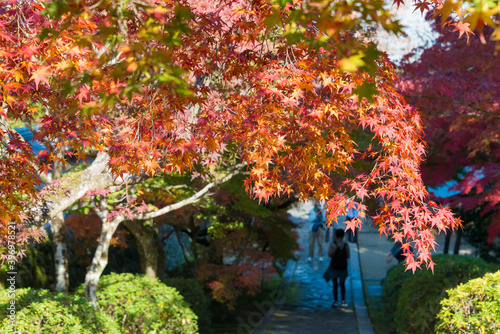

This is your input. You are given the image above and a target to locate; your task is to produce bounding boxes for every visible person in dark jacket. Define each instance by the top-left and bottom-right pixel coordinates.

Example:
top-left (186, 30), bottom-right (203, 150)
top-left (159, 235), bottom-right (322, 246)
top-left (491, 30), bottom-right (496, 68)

top-left (386, 241), bottom-right (414, 263)
top-left (323, 229), bottom-right (350, 307)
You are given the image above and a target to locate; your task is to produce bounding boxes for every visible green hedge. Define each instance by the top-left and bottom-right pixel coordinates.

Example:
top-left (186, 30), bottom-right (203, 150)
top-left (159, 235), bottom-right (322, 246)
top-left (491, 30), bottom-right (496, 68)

top-left (382, 262), bottom-right (412, 323)
top-left (0, 288), bottom-right (120, 333)
top-left (164, 277), bottom-right (212, 329)
top-left (435, 271), bottom-right (500, 334)
top-left (394, 255), bottom-right (498, 334)
top-left (76, 273), bottom-right (198, 334)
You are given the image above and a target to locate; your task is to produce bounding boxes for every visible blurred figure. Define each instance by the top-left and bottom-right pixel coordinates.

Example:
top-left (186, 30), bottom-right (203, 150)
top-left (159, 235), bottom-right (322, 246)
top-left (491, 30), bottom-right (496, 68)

top-left (308, 201), bottom-right (326, 262)
top-left (345, 204), bottom-right (359, 243)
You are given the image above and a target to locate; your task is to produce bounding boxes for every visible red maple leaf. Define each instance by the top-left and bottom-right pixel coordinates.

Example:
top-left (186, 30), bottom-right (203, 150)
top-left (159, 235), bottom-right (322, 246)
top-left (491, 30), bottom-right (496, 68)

top-left (356, 187), bottom-right (369, 200)
top-left (345, 218), bottom-right (359, 234)
top-left (426, 260), bottom-right (436, 274)
top-left (255, 187), bottom-right (272, 204)
top-left (392, 0), bottom-right (405, 8)
top-left (76, 86), bottom-right (90, 104)
top-left (136, 201), bottom-right (148, 214)
top-left (404, 257), bottom-right (421, 273)
top-left (21, 44), bottom-right (40, 58)
top-left (39, 162), bottom-right (52, 175)
top-left (413, 1), bottom-right (431, 14)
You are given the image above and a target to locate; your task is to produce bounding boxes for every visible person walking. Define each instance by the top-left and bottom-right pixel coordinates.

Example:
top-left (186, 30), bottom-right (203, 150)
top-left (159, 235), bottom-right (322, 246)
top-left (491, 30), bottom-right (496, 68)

top-left (308, 201), bottom-right (325, 262)
top-left (323, 229), bottom-right (350, 307)
top-left (386, 241), bottom-right (415, 263)
top-left (345, 204), bottom-right (359, 243)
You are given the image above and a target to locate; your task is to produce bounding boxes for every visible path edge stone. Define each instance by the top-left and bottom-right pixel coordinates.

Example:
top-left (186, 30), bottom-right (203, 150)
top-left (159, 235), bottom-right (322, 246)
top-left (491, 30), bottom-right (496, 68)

top-left (350, 241), bottom-right (375, 334)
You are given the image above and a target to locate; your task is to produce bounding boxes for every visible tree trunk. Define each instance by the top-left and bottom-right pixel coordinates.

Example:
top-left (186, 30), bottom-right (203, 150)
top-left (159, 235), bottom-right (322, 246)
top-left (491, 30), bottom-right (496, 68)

top-left (188, 216), bottom-right (200, 272)
top-left (453, 229), bottom-right (462, 255)
top-left (52, 212), bottom-right (69, 292)
top-left (84, 217), bottom-right (122, 306)
top-left (443, 232), bottom-right (451, 254)
top-left (51, 158), bottom-right (69, 293)
top-left (124, 220), bottom-right (165, 279)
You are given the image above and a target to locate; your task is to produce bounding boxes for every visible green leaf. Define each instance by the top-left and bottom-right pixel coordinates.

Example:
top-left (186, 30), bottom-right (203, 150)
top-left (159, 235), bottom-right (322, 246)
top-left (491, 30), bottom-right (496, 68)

top-left (362, 44), bottom-right (383, 76)
top-left (353, 82), bottom-right (378, 103)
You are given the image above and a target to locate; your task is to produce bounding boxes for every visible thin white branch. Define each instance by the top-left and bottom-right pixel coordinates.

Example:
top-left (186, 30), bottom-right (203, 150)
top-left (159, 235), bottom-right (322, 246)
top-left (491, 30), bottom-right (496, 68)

top-left (30, 152), bottom-right (132, 228)
top-left (133, 165), bottom-right (245, 221)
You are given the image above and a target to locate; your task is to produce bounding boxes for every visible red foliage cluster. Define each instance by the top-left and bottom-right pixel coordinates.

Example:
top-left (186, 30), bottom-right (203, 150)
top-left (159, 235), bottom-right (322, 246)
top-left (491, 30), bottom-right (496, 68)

top-left (0, 0), bottom-right (467, 271)
top-left (399, 24), bottom-right (500, 243)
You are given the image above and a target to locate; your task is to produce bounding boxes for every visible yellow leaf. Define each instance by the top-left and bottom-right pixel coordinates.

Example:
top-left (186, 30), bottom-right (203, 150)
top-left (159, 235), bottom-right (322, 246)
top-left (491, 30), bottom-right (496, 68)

top-left (491, 27), bottom-right (500, 41)
top-left (13, 71), bottom-right (24, 82)
top-left (340, 52), bottom-right (365, 72)
top-left (435, 0), bottom-right (462, 25)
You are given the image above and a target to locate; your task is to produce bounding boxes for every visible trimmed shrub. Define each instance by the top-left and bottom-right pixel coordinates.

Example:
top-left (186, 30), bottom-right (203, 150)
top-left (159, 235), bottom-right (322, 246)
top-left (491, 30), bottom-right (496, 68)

top-left (76, 273), bottom-right (198, 334)
top-left (382, 262), bottom-right (412, 323)
top-left (394, 255), bottom-right (499, 334)
top-left (435, 271), bottom-right (500, 334)
top-left (0, 288), bottom-right (120, 333)
top-left (164, 277), bottom-right (212, 329)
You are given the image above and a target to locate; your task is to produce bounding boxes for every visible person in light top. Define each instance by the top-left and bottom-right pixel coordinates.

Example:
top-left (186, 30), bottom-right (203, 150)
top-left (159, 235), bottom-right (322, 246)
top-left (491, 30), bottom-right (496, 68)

top-left (307, 201), bottom-right (326, 262)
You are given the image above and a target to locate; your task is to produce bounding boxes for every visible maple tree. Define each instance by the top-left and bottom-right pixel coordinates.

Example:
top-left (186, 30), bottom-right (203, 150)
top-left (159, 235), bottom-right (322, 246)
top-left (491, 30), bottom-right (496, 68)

top-left (398, 23), bottom-right (500, 244)
top-left (178, 175), bottom-right (299, 308)
top-left (79, 166), bottom-right (243, 304)
top-left (2, 0), bottom-right (497, 305)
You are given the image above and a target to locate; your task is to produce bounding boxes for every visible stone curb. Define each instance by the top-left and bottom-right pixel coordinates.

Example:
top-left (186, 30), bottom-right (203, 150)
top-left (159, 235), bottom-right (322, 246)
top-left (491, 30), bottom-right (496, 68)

top-left (350, 241), bottom-right (375, 334)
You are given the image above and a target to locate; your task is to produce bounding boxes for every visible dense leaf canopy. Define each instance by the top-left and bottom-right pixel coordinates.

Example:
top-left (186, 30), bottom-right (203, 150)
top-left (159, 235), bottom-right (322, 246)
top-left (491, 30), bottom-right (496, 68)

top-left (2, 0), bottom-right (497, 270)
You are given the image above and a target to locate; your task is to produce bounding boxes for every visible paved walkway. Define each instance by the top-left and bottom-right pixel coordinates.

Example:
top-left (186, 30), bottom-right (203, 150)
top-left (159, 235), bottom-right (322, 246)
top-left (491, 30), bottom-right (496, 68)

top-left (253, 201), bottom-right (475, 334)
top-left (253, 201), bottom-right (374, 334)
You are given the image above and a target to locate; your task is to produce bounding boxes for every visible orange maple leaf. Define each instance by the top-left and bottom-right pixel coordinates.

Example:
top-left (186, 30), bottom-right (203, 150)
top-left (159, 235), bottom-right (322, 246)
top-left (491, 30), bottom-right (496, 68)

top-left (144, 159), bottom-right (160, 175)
top-left (39, 162), bottom-right (53, 175)
top-left (30, 66), bottom-right (51, 90)
top-left (452, 21), bottom-right (473, 41)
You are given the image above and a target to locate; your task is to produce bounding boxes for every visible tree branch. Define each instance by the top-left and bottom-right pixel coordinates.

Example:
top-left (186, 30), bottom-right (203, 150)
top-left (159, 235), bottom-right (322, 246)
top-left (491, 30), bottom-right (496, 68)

top-left (29, 152), bottom-right (140, 228)
top-left (132, 164), bottom-right (245, 221)
top-left (404, 95), bottom-right (500, 119)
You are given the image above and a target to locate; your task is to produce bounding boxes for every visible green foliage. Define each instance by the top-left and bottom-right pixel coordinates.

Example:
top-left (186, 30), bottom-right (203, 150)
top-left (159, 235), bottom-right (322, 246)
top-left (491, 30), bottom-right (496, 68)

top-left (164, 277), bottom-right (212, 329)
top-left (167, 261), bottom-right (196, 279)
top-left (394, 255), bottom-right (499, 334)
top-left (211, 175), bottom-right (299, 270)
top-left (382, 262), bottom-right (412, 323)
top-left (257, 276), bottom-right (303, 305)
top-left (0, 228), bottom-right (141, 292)
top-left (435, 271), bottom-right (500, 334)
top-left (75, 273), bottom-right (198, 334)
top-left (206, 275), bottom-right (301, 333)
top-left (252, 213), bottom-right (299, 275)
top-left (0, 288), bottom-right (120, 333)
top-left (0, 238), bottom-right (54, 290)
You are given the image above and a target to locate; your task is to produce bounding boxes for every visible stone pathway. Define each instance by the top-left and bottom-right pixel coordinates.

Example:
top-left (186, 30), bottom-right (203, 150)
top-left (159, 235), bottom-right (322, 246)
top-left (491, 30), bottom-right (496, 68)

top-left (254, 201), bottom-right (361, 334)
top-left (254, 200), bottom-right (478, 334)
